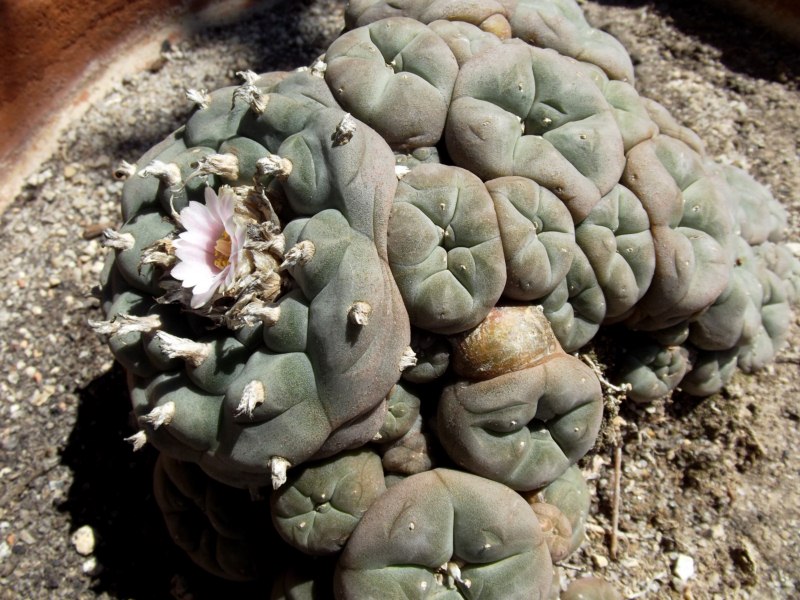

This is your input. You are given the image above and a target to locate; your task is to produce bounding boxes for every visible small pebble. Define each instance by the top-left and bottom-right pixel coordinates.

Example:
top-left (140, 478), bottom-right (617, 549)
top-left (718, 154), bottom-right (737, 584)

top-left (673, 553), bottom-right (695, 582)
top-left (81, 556), bottom-right (102, 576)
top-left (592, 554), bottom-right (609, 569)
top-left (82, 223), bottom-right (109, 240)
top-left (71, 525), bottom-right (96, 556)
top-left (18, 530), bottom-right (35, 545)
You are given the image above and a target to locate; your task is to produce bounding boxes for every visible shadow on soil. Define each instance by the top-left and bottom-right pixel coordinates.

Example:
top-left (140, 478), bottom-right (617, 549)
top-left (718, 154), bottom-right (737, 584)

top-left (592, 0), bottom-right (799, 84)
top-left (59, 365), bottom-right (269, 599)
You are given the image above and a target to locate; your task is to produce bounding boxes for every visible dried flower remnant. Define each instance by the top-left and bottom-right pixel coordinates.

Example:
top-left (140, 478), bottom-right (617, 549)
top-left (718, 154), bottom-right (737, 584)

top-left (170, 186), bottom-right (246, 308)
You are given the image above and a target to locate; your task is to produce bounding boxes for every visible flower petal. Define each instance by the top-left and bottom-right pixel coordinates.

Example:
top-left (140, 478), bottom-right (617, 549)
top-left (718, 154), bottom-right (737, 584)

top-left (205, 186), bottom-right (230, 225)
top-left (180, 201), bottom-right (218, 235)
top-left (216, 186), bottom-right (235, 218)
top-left (171, 261), bottom-right (216, 288)
top-left (190, 284), bottom-right (218, 308)
top-left (177, 229), bottom-right (220, 252)
top-left (169, 186), bottom-right (243, 308)
top-left (174, 244), bottom-right (214, 266)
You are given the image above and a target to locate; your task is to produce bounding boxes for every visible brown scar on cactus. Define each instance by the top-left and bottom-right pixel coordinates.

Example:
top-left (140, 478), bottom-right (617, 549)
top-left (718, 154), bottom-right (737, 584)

top-left (155, 331), bottom-right (211, 367)
top-left (528, 501), bottom-right (574, 563)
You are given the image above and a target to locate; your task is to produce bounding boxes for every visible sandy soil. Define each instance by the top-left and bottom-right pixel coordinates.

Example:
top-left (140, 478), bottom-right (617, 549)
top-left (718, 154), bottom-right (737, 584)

top-left (0, 1), bottom-right (797, 598)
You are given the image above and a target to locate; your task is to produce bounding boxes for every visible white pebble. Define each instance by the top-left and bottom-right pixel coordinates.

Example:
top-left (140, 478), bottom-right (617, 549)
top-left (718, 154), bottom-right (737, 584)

top-left (592, 554), bottom-right (609, 568)
top-left (71, 524), bottom-right (96, 556)
top-left (673, 553), bottom-right (695, 582)
top-left (82, 556), bottom-right (102, 575)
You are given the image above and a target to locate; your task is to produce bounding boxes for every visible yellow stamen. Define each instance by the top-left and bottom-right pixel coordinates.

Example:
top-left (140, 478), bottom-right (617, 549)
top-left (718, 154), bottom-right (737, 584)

top-left (214, 231), bottom-right (232, 269)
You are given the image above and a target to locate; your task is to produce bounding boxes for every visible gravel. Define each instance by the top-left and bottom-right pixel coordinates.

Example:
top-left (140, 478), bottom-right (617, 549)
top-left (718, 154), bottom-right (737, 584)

top-left (0, 0), bottom-right (797, 598)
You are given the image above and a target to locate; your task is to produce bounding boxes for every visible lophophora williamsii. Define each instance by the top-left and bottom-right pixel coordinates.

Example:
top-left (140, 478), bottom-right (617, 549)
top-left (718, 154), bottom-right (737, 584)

top-left (92, 0), bottom-right (799, 597)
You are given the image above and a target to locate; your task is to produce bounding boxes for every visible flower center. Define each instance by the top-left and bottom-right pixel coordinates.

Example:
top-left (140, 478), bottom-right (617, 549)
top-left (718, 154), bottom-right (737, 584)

top-left (213, 231), bottom-right (232, 269)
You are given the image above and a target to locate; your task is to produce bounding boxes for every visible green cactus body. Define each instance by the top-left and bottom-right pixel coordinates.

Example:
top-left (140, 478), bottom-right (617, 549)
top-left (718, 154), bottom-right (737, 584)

top-left (120, 132), bottom-right (186, 220)
top-left (688, 238), bottom-right (763, 352)
top-left (325, 18), bottom-right (459, 150)
top-left (680, 347), bottom-right (740, 397)
top-left (334, 468), bottom-right (553, 599)
top-left (95, 0), bottom-right (800, 586)
top-left (575, 184), bottom-right (655, 323)
top-left (103, 70), bottom-right (411, 488)
top-left (379, 414), bottom-right (436, 476)
top-left (446, 41), bottom-right (625, 223)
top-left (153, 454), bottom-right (284, 581)
top-left (639, 97), bottom-right (705, 157)
top-left (617, 340), bottom-right (691, 403)
top-left (387, 164), bottom-right (506, 334)
top-left (104, 289), bottom-right (159, 377)
top-left (508, 0), bottom-right (634, 83)
top-left (155, 146), bottom-right (221, 213)
top-left (537, 247), bottom-right (605, 352)
top-left (438, 352), bottom-right (602, 490)
top-left (623, 135), bottom-right (735, 331)
top-left (402, 329), bottom-right (451, 383)
top-left (376, 382), bottom-right (422, 444)
top-left (737, 247), bottom-right (795, 373)
top-left (271, 450), bottom-right (387, 555)
top-left (487, 176), bottom-right (576, 301)
top-left (428, 19), bottom-right (505, 66)
top-left (581, 64), bottom-right (658, 153)
top-left (345, 0), bottom-right (513, 40)
top-left (114, 211), bottom-right (177, 295)
top-left (239, 70), bottom-right (340, 152)
top-left (537, 464), bottom-right (591, 559)
top-left (717, 163), bottom-right (788, 245)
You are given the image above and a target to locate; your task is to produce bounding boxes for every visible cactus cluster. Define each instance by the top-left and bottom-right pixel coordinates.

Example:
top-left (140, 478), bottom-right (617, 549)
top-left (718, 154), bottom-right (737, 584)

top-left (92, 0), bottom-right (799, 597)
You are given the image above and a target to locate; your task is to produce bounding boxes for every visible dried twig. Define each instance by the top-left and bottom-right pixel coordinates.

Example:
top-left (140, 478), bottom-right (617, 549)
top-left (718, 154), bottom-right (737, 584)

top-left (581, 354), bottom-right (632, 395)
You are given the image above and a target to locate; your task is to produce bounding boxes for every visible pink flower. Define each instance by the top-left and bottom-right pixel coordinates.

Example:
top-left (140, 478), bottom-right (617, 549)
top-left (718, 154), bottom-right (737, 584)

top-left (171, 186), bottom-right (246, 308)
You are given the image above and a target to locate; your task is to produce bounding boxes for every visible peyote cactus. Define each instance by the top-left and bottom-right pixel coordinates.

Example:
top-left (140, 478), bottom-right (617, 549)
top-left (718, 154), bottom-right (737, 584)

top-left (92, 0), bottom-right (800, 596)
top-left (334, 468), bottom-right (554, 599)
top-left (153, 454), bottom-right (282, 581)
top-left (270, 449), bottom-right (386, 556)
